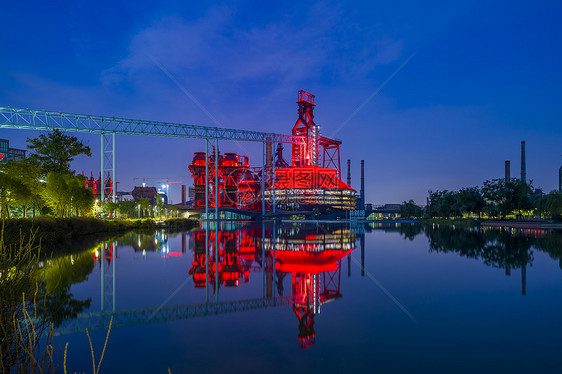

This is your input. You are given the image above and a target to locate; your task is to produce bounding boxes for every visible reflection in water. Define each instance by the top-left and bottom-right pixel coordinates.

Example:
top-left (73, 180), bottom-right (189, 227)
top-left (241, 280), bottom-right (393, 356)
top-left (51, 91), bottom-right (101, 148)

top-left (190, 223), bottom-right (356, 348)
top-left (51, 223), bottom-right (358, 342)
top-left (366, 222), bottom-right (562, 295)
top-left (45, 222), bottom-right (562, 347)
top-left (265, 224), bottom-right (354, 348)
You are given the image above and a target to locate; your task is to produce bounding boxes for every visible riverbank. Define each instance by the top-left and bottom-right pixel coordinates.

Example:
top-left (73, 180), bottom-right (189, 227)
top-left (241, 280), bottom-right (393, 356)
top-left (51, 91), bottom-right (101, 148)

top-left (482, 220), bottom-right (562, 230)
top-left (421, 218), bottom-right (562, 230)
top-left (421, 218), bottom-right (482, 227)
top-left (1, 217), bottom-right (198, 247)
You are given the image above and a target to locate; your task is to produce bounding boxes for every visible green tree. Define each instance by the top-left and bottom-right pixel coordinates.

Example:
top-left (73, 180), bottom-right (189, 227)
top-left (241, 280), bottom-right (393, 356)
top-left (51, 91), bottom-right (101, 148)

top-left (0, 172), bottom-right (31, 218)
top-left (104, 199), bottom-right (138, 218)
top-left (400, 200), bottom-right (422, 218)
top-left (26, 129), bottom-right (91, 174)
top-left (481, 178), bottom-right (533, 218)
top-left (72, 177), bottom-right (95, 215)
top-left (138, 197), bottom-right (150, 218)
top-left (540, 191), bottom-right (562, 220)
top-left (1, 160), bottom-right (44, 216)
top-left (457, 187), bottom-right (486, 217)
top-left (426, 190), bottom-right (459, 218)
top-left (41, 172), bottom-right (94, 216)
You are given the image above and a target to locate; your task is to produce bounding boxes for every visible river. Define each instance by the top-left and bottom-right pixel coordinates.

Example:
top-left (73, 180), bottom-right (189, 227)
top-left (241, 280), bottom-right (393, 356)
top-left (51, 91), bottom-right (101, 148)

top-left (38, 222), bottom-right (562, 373)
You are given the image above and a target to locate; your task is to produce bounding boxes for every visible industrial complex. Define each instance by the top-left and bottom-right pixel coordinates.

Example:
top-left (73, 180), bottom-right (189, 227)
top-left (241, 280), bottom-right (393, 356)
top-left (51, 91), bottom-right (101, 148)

top-left (187, 90), bottom-right (358, 218)
top-left (2, 91), bottom-right (560, 220)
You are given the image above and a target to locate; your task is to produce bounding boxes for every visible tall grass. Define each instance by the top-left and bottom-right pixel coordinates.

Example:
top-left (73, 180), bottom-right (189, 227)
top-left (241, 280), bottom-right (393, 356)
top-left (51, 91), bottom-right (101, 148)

top-left (0, 222), bottom-right (113, 373)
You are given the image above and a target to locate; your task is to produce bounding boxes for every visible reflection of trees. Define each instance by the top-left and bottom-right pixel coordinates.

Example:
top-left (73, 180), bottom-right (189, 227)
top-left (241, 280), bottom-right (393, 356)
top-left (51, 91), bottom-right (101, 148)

top-left (117, 231), bottom-right (168, 252)
top-left (38, 252), bottom-right (94, 327)
top-left (1, 242), bottom-right (93, 372)
top-left (366, 222), bottom-right (424, 241)
top-left (398, 224), bottom-right (423, 241)
top-left (423, 225), bottom-right (540, 270)
top-left (531, 233), bottom-right (562, 268)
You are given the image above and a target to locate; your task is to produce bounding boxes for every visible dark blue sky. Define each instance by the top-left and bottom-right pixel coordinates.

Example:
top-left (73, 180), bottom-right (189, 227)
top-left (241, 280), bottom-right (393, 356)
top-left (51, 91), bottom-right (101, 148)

top-left (1, 1), bottom-right (561, 204)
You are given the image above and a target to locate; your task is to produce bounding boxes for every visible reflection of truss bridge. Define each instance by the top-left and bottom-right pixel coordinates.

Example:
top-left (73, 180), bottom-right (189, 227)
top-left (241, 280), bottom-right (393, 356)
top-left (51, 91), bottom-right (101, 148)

top-left (55, 296), bottom-right (295, 336)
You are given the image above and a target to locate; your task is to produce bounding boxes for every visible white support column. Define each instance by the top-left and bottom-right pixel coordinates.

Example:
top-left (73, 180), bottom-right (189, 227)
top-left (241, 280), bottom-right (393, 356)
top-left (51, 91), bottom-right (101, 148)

top-left (215, 137), bottom-right (219, 220)
top-left (262, 141), bottom-right (265, 217)
top-left (112, 241), bottom-right (116, 313)
top-left (205, 221), bottom-right (209, 303)
top-left (205, 138), bottom-right (209, 220)
top-left (272, 138), bottom-right (276, 214)
top-left (100, 243), bottom-right (104, 311)
top-left (262, 221), bottom-right (265, 298)
top-left (100, 134), bottom-right (104, 203)
top-left (272, 220), bottom-right (276, 299)
top-left (100, 132), bottom-right (116, 203)
top-left (112, 133), bottom-right (116, 203)
top-left (215, 223), bottom-right (219, 302)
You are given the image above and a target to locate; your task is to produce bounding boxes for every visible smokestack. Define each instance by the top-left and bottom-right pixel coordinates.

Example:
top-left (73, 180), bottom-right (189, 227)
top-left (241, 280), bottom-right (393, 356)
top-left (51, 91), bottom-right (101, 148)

top-left (559, 164), bottom-right (562, 192)
top-left (521, 141), bottom-right (526, 183)
top-left (360, 160), bottom-right (365, 210)
top-left (347, 159), bottom-right (351, 186)
top-left (181, 185), bottom-right (186, 205)
top-left (505, 160), bottom-right (510, 181)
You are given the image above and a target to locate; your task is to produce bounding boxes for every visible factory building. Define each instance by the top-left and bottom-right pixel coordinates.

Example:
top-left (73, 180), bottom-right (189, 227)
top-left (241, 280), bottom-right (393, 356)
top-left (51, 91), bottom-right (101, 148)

top-left (188, 91), bottom-right (356, 214)
top-left (0, 138), bottom-right (26, 162)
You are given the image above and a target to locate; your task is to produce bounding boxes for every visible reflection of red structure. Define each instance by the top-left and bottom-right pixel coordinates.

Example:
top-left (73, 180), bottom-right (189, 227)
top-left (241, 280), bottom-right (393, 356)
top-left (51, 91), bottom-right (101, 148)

top-left (188, 228), bottom-right (258, 289)
top-left (190, 224), bottom-right (354, 348)
top-left (277, 248), bottom-right (350, 349)
top-left (93, 242), bottom-right (115, 266)
top-left (187, 91), bottom-right (356, 212)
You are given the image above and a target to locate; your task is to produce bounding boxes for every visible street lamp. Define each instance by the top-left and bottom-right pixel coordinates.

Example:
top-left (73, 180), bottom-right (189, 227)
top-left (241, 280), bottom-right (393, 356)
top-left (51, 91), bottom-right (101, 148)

top-left (137, 204), bottom-right (141, 218)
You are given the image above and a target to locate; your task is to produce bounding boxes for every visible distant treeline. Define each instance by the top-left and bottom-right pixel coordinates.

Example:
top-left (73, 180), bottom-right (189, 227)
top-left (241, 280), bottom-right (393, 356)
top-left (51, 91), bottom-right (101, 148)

top-left (399, 178), bottom-right (561, 220)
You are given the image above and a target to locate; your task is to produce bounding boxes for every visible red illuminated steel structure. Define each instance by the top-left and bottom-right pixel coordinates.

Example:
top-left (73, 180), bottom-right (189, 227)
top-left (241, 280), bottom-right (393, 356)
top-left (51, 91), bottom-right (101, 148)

top-left (84, 171), bottom-right (112, 198)
top-left (188, 149), bottom-right (251, 209)
top-left (291, 90), bottom-right (343, 178)
top-left (188, 90), bottom-right (354, 212)
top-left (292, 90), bottom-right (320, 167)
top-left (319, 136), bottom-right (342, 180)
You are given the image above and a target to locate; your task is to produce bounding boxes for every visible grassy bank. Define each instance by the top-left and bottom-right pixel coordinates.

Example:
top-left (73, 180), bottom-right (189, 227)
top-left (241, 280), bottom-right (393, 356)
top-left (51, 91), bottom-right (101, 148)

top-left (1, 216), bottom-right (198, 247)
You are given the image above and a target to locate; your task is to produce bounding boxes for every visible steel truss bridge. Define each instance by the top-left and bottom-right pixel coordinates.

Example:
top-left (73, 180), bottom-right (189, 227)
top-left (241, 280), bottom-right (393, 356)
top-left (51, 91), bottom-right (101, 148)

top-left (0, 106), bottom-right (303, 214)
top-left (55, 295), bottom-right (295, 336)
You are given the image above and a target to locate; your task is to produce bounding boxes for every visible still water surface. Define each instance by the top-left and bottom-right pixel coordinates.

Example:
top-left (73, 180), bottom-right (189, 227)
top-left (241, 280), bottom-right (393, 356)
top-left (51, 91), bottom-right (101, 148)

top-left (45, 222), bottom-right (562, 373)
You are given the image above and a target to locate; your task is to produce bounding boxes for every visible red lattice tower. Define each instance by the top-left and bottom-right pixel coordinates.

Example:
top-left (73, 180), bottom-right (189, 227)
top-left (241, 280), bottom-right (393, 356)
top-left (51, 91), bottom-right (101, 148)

top-left (319, 136), bottom-right (342, 180)
top-left (292, 90), bottom-right (320, 167)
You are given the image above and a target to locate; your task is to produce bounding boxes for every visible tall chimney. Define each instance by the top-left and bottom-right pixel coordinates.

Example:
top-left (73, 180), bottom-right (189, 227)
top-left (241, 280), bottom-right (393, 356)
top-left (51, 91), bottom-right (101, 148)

top-left (181, 185), bottom-right (186, 205)
top-left (347, 159), bottom-right (351, 186)
top-left (521, 141), bottom-right (526, 183)
top-left (360, 160), bottom-right (365, 210)
top-left (505, 160), bottom-right (510, 181)
top-left (559, 163), bottom-right (562, 192)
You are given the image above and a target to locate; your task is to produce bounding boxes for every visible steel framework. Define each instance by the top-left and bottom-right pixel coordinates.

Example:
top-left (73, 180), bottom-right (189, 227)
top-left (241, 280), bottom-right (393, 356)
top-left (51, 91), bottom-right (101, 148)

top-left (0, 106), bottom-right (302, 143)
top-left (0, 106), bottom-right (301, 204)
top-left (319, 135), bottom-right (342, 180)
